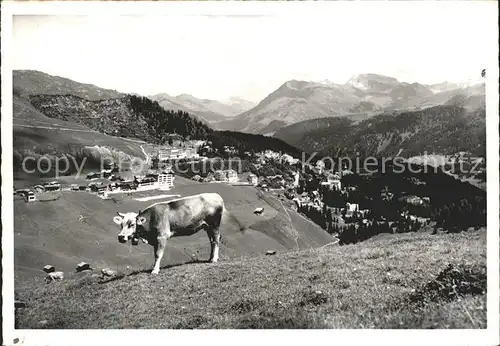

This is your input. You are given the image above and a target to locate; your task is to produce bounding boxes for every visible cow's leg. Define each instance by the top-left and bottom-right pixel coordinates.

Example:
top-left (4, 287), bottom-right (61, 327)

top-left (206, 208), bottom-right (223, 263)
top-left (207, 230), bottom-right (215, 262)
top-left (212, 230), bottom-right (221, 263)
top-left (207, 228), bottom-right (221, 263)
top-left (198, 221), bottom-right (215, 262)
top-left (151, 236), bottom-right (167, 275)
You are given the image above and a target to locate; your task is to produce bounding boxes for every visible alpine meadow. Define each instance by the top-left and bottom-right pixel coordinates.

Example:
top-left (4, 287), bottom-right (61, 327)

top-left (4, 3), bottom-right (498, 341)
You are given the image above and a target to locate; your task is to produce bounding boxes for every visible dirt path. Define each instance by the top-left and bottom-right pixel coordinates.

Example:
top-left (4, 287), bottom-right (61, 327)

top-left (14, 123), bottom-right (147, 144)
top-left (14, 123), bottom-right (99, 133)
top-left (140, 145), bottom-right (150, 164)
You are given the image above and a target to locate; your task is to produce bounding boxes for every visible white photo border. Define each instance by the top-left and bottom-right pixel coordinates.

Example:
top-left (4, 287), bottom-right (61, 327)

top-left (2, 1), bottom-right (499, 346)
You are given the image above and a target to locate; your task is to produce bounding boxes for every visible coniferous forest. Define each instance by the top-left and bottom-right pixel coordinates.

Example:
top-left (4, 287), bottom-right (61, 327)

top-left (128, 95), bottom-right (213, 141)
top-left (295, 160), bottom-right (486, 245)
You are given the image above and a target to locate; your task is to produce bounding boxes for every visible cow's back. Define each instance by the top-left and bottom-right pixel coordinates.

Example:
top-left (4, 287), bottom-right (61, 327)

top-left (199, 192), bottom-right (224, 211)
top-left (149, 193), bottom-right (224, 230)
top-left (165, 193), bottom-right (223, 211)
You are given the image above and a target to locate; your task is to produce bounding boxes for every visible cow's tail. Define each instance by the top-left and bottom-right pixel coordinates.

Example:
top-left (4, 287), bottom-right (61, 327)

top-left (221, 202), bottom-right (246, 233)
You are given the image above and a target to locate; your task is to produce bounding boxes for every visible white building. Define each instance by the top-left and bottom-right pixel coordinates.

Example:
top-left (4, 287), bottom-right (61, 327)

top-left (346, 202), bottom-right (359, 212)
top-left (263, 150), bottom-right (280, 160)
top-left (223, 146), bottom-right (237, 155)
top-left (214, 170), bottom-right (228, 182)
top-left (327, 175), bottom-right (342, 191)
top-left (248, 173), bottom-right (258, 186)
top-left (214, 170), bottom-right (238, 183)
top-left (188, 140), bottom-right (206, 148)
top-left (158, 147), bottom-right (199, 161)
top-left (316, 160), bottom-right (326, 174)
top-left (319, 174), bottom-right (341, 190)
top-left (280, 154), bottom-right (299, 165)
top-left (158, 172), bottom-right (175, 189)
top-left (293, 172), bottom-right (300, 187)
top-left (227, 169), bottom-right (238, 183)
top-left (25, 191), bottom-right (36, 202)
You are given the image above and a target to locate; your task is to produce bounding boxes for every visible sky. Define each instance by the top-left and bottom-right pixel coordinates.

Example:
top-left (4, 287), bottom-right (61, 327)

top-left (11, 2), bottom-right (496, 103)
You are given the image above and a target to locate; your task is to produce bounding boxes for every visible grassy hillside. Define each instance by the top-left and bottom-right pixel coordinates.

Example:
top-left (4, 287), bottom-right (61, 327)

top-left (13, 96), bottom-right (147, 152)
top-left (13, 70), bottom-right (124, 101)
top-left (15, 230), bottom-right (486, 329)
top-left (13, 70), bottom-right (209, 182)
top-left (28, 94), bottom-right (213, 143)
top-left (14, 70), bottom-right (213, 143)
top-left (14, 180), bottom-right (332, 282)
top-left (13, 95), bottom-right (147, 180)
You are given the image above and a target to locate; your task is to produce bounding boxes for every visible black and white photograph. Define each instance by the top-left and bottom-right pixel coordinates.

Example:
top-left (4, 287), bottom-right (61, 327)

top-left (1, 0), bottom-right (499, 345)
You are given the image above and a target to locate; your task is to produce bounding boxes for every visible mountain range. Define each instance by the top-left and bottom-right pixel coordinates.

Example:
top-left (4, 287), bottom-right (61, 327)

top-left (274, 105), bottom-right (485, 159)
top-left (12, 70), bottom-right (298, 181)
top-left (12, 69), bottom-right (486, 173)
top-left (15, 70), bottom-right (484, 137)
top-left (14, 70), bottom-right (257, 127)
top-left (217, 73), bottom-right (485, 135)
top-left (13, 70), bottom-right (124, 100)
top-left (148, 93), bottom-right (256, 124)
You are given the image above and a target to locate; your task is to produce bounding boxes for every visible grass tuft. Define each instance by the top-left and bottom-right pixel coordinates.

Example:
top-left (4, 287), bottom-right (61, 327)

top-left (407, 262), bottom-right (486, 306)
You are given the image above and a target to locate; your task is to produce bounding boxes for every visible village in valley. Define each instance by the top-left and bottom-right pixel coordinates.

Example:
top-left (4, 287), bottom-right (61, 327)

top-left (14, 132), bottom-right (448, 247)
top-left (8, 3), bottom-right (494, 331)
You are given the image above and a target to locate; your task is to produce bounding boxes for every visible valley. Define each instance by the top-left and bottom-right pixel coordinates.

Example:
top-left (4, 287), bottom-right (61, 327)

top-left (10, 69), bottom-right (488, 330)
top-left (5, 1), bottom-right (498, 336)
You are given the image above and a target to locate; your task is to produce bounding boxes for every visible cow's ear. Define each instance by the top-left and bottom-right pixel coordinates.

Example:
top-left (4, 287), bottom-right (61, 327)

top-left (113, 216), bottom-right (123, 225)
top-left (137, 216), bottom-right (146, 225)
top-left (117, 212), bottom-right (125, 217)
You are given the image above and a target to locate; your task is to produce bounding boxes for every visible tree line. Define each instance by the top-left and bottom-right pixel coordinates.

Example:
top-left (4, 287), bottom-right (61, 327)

top-left (294, 160), bottom-right (485, 244)
top-left (297, 200), bottom-right (427, 245)
top-left (128, 95), bottom-right (213, 143)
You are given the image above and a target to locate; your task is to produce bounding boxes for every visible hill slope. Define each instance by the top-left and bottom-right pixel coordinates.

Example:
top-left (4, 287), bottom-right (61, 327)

top-left (217, 80), bottom-right (365, 134)
top-left (274, 105), bottom-right (486, 158)
top-left (27, 94), bottom-right (212, 142)
top-left (149, 93), bottom-right (255, 126)
top-left (14, 181), bottom-right (332, 281)
top-left (14, 70), bottom-right (212, 142)
top-left (218, 74), bottom-right (485, 134)
top-left (13, 94), bottom-right (148, 179)
top-left (12, 70), bottom-right (214, 179)
top-left (15, 230), bottom-right (486, 329)
top-left (13, 70), bottom-right (124, 100)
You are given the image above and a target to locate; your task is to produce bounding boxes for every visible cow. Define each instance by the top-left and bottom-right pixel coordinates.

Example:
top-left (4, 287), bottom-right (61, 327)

top-left (113, 193), bottom-right (237, 275)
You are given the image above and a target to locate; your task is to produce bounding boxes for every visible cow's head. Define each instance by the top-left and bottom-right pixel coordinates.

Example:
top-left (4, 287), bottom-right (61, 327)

top-left (113, 212), bottom-right (146, 244)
